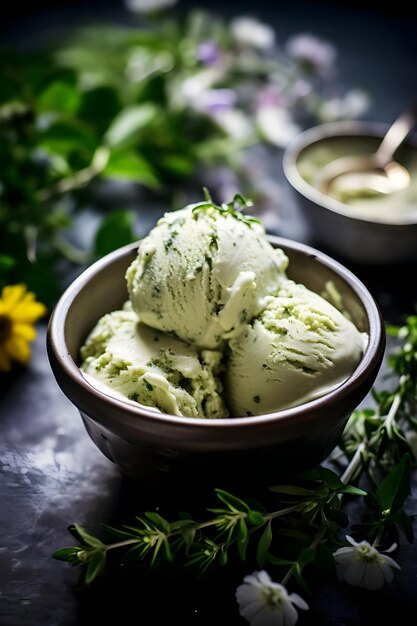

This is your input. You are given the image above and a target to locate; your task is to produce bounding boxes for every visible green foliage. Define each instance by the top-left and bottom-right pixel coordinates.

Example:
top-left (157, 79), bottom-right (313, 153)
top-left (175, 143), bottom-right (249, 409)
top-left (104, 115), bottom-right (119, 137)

top-left (0, 7), bottom-right (367, 305)
top-left (93, 210), bottom-right (136, 258)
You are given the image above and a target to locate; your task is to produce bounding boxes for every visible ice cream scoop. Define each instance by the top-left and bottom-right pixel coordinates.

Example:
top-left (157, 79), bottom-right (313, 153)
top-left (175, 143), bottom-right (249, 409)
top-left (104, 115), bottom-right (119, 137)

top-left (80, 306), bottom-right (228, 418)
top-left (225, 280), bottom-right (368, 416)
top-left (126, 196), bottom-right (288, 349)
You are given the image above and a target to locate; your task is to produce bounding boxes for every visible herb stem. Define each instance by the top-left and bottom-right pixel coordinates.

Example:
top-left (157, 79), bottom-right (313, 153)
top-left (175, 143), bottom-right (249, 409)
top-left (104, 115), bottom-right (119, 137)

top-left (269, 503), bottom-right (307, 520)
top-left (281, 526), bottom-right (327, 586)
top-left (54, 236), bottom-right (91, 265)
top-left (104, 538), bottom-right (139, 553)
top-left (340, 440), bottom-right (367, 485)
top-left (385, 392), bottom-right (402, 437)
top-left (38, 146), bottom-right (110, 202)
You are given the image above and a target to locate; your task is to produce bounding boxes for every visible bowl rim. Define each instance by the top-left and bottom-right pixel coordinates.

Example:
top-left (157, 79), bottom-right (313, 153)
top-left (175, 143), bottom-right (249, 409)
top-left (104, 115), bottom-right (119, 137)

top-left (282, 119), bottom-right (417, 227)
top-left (47, 236), bottom-right (385, 437)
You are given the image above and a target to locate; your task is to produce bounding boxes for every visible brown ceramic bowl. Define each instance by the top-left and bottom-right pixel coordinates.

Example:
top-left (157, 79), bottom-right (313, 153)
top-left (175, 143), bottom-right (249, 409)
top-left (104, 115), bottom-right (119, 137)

top-left (283, 121), bottom-right (417, 264)
top-left (47, 237), bottom-right (385, 491)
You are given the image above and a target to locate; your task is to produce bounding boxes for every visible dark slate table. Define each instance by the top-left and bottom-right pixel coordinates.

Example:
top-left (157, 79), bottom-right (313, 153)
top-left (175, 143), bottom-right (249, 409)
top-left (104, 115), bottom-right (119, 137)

top-left (1, 2), bottom-right (417, 625)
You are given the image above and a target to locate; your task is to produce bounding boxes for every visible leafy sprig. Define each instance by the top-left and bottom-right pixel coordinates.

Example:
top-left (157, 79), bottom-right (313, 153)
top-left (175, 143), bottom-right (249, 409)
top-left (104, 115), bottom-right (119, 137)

top-left (53, 314), bottom-right (417, 588)
top-left (189, 187), bottom-right (260, 226)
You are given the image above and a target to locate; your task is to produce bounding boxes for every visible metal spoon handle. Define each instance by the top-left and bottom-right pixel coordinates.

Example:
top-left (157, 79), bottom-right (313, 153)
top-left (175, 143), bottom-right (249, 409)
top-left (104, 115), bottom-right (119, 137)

top-left (375, 105), bottom-right (417, 165)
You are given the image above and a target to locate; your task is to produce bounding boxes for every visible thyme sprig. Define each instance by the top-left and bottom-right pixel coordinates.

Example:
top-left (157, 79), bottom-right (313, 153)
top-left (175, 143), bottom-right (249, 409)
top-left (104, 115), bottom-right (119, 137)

top-left (53, 314), bottom-right (417, 587)
top-left (189, 187), bottom-right (260, 227)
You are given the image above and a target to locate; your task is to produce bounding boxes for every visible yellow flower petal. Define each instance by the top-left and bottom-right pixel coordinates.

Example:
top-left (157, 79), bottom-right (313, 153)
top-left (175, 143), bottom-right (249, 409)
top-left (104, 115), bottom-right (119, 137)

top-left (1, 284), bottom-right (27, 311)
top-left (12, 301), bottom-right (47, 323)
top-left (0, 284), bottom-right (46, 371)
top-left (0, 348), bottom-right (12, 372)
top-left (13, 323), bottom-right (37, 341)
top-left (4, 335), bottom-right (31, 365)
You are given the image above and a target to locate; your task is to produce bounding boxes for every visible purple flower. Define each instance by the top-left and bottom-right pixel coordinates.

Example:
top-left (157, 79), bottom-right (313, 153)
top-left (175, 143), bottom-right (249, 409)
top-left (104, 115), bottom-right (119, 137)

top-left (197, 40), bottom-right (221, 66)
top-left (286, 33), bottom-right (336, 77)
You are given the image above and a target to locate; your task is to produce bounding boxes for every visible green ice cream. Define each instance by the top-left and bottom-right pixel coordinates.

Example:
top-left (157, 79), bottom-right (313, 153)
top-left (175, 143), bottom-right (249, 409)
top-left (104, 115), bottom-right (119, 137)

top-left (80, 307), bottom-right (228, 418)
top-left (225, 281), bottom-right (367, 416)
top-left (80, 193), bottom-right (368, 419)
top-left (126, 203), bottom-right (288, 349)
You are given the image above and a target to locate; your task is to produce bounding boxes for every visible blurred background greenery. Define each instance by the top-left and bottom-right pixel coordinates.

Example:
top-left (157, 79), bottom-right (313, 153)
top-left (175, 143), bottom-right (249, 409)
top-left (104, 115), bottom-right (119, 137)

top-left (0, 0), bottom-right (375, 306)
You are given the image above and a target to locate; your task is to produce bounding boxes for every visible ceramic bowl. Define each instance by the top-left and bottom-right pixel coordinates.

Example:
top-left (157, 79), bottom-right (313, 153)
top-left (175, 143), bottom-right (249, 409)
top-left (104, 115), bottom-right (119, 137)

top-left (283, 121), bottom-right (417, 264)
top-left (47, 237), bottom-right (385, 491)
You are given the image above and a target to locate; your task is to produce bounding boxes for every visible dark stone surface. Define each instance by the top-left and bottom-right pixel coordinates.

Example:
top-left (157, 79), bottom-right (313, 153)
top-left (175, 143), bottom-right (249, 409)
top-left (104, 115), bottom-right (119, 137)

top-left (1, 2), bottom-right (417, 625)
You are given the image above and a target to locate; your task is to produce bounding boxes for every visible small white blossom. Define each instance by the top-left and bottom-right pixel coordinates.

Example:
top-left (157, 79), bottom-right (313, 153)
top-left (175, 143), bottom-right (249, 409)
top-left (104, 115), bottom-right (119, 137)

top-left (319, 89), bottom-right (370, 122)
top-left (256, 106), bottom-right (301, 148)
top-left (214, 109), bottom-right (254, 142)
top-left (286, 33), bottom-right (336, 77)
top-left (231, 17), bottom-right (275, 51)
top-left (181, 68), bottom-right (223, 100)
top-left (334, 535), bottom-right (401, 590)
top-left (236, 570), bottom-right (309, 626)
top-left (125, 0), bottom-right (177, 15)
top-left (189, 88), bottom-right (236, 114)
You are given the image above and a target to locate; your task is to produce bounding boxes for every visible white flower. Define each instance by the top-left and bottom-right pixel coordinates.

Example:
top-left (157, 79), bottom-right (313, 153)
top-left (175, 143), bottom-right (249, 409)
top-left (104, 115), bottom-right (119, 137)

top-left (213, 109), bottom-right (255, 142)
top-left (236, 570), bottom-right (309, 626)
top-left (334, 535), bottom-right (401, 590)
top-left (231, 17), bottom-right (275, 50)
top-left (125, 0), bottom-right (177, 14)
top-left (319, 89), bottom-right (370, 122)
top-left (256, 106), bottom-right (301, 148)
top-left (285, 33), bottom-right (336, 77)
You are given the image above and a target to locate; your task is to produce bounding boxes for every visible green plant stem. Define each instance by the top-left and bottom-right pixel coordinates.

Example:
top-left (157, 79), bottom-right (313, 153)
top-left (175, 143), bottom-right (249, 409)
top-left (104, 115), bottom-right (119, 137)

top-left (54, 236), bottom-right (91, 265)
top-left (281, 526), bottom-right (327, 586)
top-left (104, 538), bottom-right (138, 553)
top-left (38, 146), bottom-right (110, 202)
top-left (340, 441), bottom-right (367, 485)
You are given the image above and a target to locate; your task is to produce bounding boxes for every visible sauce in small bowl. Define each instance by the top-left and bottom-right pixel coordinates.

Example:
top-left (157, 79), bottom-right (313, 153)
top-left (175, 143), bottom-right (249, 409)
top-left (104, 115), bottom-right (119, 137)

top-left (297, 134), bottom-right (417, 223)
top-left (283, 121), bottom-right (417, 264)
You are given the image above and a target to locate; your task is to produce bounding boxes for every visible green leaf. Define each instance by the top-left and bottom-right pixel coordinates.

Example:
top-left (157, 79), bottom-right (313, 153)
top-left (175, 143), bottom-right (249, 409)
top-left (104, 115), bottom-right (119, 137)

top-left (376, 453), bottom-right (412, 515)
top-left (78, 86), bottom-right (121, 135)
top-left (269, 484), bottom-right (317, 497)
top-left (337, 484), bottom-right (368, 497)
top-left (214, 489), bottom-right (250, 514)
top-left (68, 523), bottom-right (105, 549)
top-left (93, 210), bottom-right (136, 258)
top-left (256, 521), bottom-right (272, 566)
top-left (316, 466), bottom-right (345, 489)
top-left (84, 550), bottom-right (106, 585)
top-left (39, 118), bottom-right (97, 162)
top-left (103, 151), bottom-right (160, 188)
top-left (159, 153), bottom-right (195, 176)
top-left (247, 510), bottom-right (265, 526)
top-left (293, 547), bottom-right (316, 591)
top-left (104, 104), bottom-right (157, 150)
top-left (0, 254), bottom-right (16, 272)
top-left (51, 547), bottom-right (81, 562)
top-left (237, 519), bottom-right (249, 561)
top-left (37, 81), bottom-right (81, 114)
top-left (144, 511), bottom-right (171, 534)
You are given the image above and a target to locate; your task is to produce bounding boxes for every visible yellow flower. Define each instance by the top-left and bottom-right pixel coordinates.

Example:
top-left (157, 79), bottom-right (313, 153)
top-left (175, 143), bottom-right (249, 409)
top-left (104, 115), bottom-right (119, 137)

top-left (0, 284), bottom-right (47, 372)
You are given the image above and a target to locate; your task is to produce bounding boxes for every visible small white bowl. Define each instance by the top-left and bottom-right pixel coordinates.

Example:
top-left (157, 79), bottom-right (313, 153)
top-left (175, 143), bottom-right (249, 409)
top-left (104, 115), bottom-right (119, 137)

top-left (283, 121), bottom-right (417, 264)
